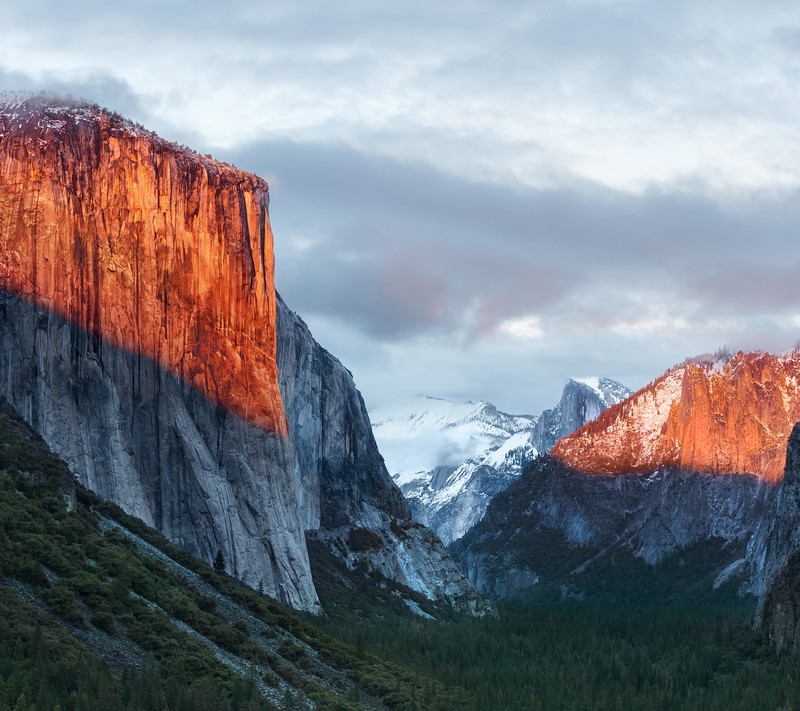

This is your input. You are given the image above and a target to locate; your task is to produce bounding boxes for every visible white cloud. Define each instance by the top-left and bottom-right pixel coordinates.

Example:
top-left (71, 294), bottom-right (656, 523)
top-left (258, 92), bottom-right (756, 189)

top-left (3, 1), bottom-right (800, 193)
top-left (3, 0), bottom-right (800, 412)
top-left (498, 316), bottom-right (545, 341)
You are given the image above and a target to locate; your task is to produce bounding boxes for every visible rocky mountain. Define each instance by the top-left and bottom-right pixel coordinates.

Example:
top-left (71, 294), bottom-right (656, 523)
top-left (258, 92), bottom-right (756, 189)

top-left (0, 96), bottom-right (487, 617)
top-left (452, 456), bottom-right (770, 600)
top-left (533, 377), bottom-right (632, 453)
top-left (553, 351), bottom-right (800, 482)
top-left (454, 351), bottom-right (795, 601)
top-left (372, 378), bottom-right (630, 545)
top-left (752, 423), bottom-right (800, 651)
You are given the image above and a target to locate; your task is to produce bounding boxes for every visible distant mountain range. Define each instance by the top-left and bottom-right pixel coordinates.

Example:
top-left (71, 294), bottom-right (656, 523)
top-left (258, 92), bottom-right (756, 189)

top-left (371, 377), bottom-right (631, 544)
top-left (452, 350), bottom-right (800, 605)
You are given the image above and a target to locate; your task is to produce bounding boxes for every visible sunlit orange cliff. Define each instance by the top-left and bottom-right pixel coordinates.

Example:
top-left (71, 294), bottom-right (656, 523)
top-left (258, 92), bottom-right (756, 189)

top-left (0, 98), bottom-right (286, 434)
top-left (552, 351), bottom-right (800, 482)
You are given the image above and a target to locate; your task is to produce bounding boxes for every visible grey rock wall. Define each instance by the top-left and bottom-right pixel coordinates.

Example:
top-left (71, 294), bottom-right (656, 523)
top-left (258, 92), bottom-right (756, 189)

top-left (277, 296), bottom-right (492, 616)
top-left (0, 291), bottom-right (321, 612)
top-left (753, 423), bottom-right (800, 650)
top-left (533, 378), bottom-right (631, 453)
top-left (276, 294), bottom-right (409, 531)
top-left (452, 455), bottom-right (772, 600)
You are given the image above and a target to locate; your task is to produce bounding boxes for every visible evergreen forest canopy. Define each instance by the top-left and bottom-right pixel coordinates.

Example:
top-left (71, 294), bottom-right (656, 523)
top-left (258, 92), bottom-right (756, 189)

top-left (0, 398), bottom-right (797, 711)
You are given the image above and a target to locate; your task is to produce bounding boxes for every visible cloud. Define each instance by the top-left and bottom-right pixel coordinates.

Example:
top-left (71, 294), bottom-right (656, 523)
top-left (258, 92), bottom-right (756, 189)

top-left (3, 1), bottom-right (800, 412)
top-left (3, 1), bottom-right (800, 191)
top-left (222, 138), bottom-right (800, 350)
top-left (0, 66), bottom-right (150, 126)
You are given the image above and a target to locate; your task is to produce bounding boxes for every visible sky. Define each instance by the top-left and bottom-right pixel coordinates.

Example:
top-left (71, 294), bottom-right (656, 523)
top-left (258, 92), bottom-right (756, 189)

top-left (2, 0), bottom-right (800, 415)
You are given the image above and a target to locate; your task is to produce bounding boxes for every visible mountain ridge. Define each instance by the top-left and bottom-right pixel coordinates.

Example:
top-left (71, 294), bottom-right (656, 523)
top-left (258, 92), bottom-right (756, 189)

top-left (553, 350), bottom-right (800, 482)
top-left (372, 377), bottom-right (631, 545)
top-left (453, 349), bottom-right (798, 601)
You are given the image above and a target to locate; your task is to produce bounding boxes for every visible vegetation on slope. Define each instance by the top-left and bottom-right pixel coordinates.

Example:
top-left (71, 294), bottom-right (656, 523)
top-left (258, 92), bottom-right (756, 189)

top-left (309, 498), bottom-right (799, 711)
top-left (2, 395), bottom-right (799, 710)
top-left (0, 400), bottom-right (460, 710)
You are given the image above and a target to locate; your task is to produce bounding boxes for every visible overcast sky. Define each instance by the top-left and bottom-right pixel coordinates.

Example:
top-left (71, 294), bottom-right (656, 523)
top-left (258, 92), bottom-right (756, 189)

top-left (2, 0), bottom-right (800, 414)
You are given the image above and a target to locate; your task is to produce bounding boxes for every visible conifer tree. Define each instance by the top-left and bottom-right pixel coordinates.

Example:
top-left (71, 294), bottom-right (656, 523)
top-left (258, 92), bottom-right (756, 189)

top-left (213, 549), bottom-right (225, 572)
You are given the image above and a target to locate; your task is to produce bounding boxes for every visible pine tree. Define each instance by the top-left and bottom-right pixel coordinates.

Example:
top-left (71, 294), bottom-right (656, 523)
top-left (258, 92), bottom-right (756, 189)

top-left (213, 549), bottom-right (225, 573)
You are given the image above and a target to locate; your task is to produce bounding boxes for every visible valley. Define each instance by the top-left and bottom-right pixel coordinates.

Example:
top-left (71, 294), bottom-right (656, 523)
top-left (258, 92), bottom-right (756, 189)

top-left (0, 401), bottom-right (793, 710)
top-left (1, 96), bottom-right (799, 710)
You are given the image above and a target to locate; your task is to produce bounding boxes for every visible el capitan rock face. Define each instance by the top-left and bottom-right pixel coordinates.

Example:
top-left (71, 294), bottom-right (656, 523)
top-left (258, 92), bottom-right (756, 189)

top-left (552, 352), bottom-right (800, 482)
top-left (0, 96), bottom-right (487, 616)
top-left (0, 96), bottom-right (315, 610)
top-left (0, 97), bottom-right (285, 434)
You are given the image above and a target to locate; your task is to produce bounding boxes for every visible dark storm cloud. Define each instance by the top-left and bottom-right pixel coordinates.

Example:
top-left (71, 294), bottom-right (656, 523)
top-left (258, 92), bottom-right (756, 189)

top-left (223, 138), bottom-right (800, 342)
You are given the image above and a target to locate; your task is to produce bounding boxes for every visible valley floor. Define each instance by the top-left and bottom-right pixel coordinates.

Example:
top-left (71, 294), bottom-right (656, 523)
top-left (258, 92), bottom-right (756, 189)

top-left (314, 597), bottom-right (799, 711)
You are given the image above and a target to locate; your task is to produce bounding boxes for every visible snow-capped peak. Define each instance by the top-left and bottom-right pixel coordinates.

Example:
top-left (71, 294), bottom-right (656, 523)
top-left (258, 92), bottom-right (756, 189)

top-left (371, 378), bottom-right (629, 544)
top-left (370, 395), bottom-right (537, 487)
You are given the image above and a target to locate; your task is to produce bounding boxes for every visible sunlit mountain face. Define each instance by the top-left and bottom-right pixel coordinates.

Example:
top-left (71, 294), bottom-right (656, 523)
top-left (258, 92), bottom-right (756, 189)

top-left (0, 97), bottom-right (286, 435)
top-left (553, 351), bottom-right (800, 483)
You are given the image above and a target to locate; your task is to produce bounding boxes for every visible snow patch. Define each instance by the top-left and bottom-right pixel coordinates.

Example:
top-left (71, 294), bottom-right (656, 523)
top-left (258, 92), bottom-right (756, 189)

top-left (572, 376), bottom-right (601, 393)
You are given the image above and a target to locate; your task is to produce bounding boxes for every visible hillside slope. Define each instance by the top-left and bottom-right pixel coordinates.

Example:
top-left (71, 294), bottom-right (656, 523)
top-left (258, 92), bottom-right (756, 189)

top-left (0, 398), bottom-right (468, 710)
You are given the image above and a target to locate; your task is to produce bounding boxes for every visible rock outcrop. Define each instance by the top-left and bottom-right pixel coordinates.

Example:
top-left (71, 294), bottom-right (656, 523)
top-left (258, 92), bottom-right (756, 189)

top-left (553, 352), bottom-right (800, 482)
top-left (753, 423), bottom-right (800, 651)
top-left (277, 294), bottom-right (409, 532)
top-left (452, 456), bottom-right (770, 600)
top-left (0, 289), bottom-right (319, 610)
top-left (533, 377), bottom-right (632, 454)
top-left (0, 96), bottom-right (488, 617)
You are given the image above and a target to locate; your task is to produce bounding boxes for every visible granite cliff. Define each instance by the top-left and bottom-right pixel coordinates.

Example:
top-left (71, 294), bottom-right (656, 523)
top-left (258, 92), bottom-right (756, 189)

top-left (0, 96), bottom-right (487, 616)
top-left (753, 423), bottom-right (800, 650)
top-left (454, 352), bottom-right (791, 600)
top-left (553, 352), bottom-right (800, 482)
top-left (278, 297), bottom-right (490, 614)
top-left (533, 377), bottom-right (631, 454)
top-left (0, 97), bottom-right (285, 433)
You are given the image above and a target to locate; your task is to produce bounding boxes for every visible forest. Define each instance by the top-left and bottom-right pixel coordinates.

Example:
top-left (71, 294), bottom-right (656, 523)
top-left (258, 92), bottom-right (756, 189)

top-left (0, 401), bottom-right (798, 711)
top-left (309, 536), bottom-right (799, 711)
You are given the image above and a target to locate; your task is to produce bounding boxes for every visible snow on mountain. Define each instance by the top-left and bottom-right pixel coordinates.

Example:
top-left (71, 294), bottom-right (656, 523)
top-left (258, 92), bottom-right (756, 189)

top-left (370, 398), bottom-right (535, 489)
top-left (371, 379), bottom-right (631, 545)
